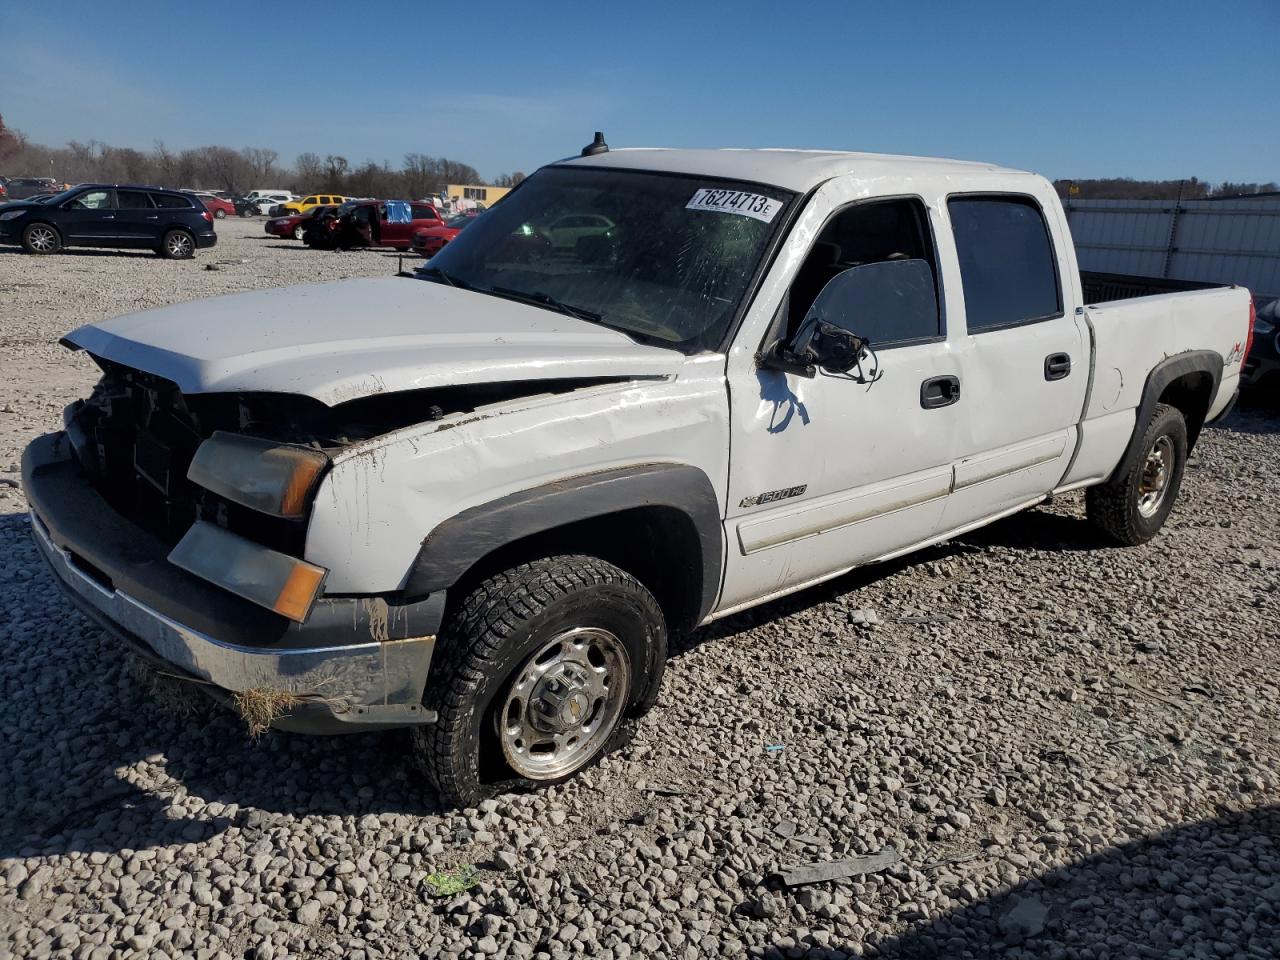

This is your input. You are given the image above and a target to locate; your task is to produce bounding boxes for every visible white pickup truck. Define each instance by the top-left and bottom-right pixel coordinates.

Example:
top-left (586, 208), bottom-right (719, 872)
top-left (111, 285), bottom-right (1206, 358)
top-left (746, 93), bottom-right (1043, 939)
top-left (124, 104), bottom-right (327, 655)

top-left (24, 146), bottom-right (1254, 804)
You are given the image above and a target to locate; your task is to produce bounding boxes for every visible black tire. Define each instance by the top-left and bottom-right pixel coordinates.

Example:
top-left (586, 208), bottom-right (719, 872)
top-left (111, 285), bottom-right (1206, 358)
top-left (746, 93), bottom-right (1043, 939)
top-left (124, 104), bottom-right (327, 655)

top-left (159, 229), bottom-right (195, 260)
top-left (214, 208), bottom-right (226, 219)
top-left (413, 555), bottom-right (667, 807)
top-left (1086, 402), bottom-right (1188, 546)
top-left (21, 222), bottom-right (61, 255)
top-left (293, 224), bottom-right (306, 241)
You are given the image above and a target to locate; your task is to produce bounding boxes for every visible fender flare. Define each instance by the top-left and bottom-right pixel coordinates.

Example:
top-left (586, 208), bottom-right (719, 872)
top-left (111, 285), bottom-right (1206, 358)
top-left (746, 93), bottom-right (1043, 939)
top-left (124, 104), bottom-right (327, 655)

top-left (1110, 350), bottom-right (1221, 484)
top-left (403, 463), bottom-right (724, 623)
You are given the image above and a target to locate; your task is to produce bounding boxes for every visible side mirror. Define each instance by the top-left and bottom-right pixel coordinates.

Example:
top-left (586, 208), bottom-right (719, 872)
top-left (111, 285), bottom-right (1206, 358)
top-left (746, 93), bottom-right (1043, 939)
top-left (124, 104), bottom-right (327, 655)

top-left (759, 320), bottom-right (868, 379)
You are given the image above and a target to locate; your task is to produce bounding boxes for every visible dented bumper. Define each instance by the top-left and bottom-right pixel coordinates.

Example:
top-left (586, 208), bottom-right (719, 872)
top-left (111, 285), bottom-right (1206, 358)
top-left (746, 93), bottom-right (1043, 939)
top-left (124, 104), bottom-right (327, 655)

top-left (22, 432), bottom-right (442, 733)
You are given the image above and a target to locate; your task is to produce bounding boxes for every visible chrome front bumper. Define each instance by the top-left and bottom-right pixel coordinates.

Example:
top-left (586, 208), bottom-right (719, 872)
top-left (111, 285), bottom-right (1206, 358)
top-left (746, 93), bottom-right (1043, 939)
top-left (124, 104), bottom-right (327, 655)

top-left (31, 511), bottom-right (437, 733)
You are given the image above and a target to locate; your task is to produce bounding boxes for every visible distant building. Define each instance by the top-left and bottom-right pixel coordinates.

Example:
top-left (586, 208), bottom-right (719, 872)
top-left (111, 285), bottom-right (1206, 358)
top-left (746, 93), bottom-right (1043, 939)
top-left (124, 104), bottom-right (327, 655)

top-left (443, 184), bottom-right (511, 208)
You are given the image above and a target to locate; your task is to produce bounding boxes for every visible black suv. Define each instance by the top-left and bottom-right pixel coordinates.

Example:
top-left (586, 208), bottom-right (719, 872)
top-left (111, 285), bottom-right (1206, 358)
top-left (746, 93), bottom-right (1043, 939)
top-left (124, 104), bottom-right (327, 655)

top-left (0, 184), bottom-right (217, 258)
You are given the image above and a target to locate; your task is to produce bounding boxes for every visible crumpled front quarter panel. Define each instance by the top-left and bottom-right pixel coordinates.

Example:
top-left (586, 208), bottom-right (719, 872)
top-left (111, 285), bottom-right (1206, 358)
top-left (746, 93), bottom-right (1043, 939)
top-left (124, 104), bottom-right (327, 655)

top-left (306, 357), bottom-right (730, 594)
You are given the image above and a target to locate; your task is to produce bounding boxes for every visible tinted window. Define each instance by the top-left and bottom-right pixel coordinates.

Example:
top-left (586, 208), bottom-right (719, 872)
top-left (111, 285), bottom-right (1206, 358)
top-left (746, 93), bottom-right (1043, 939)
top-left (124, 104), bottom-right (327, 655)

top-left (411, 205), bottom-right (436, 220)
top-left (948, 196), bottom-right (1061, 332)
top-left (805, 260), bottom-right (939, 349)
top-left (788, 198), bottom-right (942, 344)
top-left (152, 193), bottom-right (192, 209)
top-left (116, 190), bottom-right (153, 209)
top-left (67, 190), bottom-right (112, 210)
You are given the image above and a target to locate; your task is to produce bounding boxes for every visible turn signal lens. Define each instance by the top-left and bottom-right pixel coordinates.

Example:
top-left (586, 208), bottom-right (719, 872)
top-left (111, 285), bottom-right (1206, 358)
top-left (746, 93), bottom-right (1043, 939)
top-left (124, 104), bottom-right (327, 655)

top-left (169, 521), bottom-right (327, 623)
top-left (188, 431), bottom-right (328, 518)
top-left (272, 562), bottom-right (327, 622)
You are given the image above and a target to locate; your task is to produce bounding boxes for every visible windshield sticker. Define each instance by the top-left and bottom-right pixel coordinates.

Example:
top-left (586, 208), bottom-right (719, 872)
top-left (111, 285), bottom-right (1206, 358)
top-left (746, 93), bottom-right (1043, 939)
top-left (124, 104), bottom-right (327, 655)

top-left (686, 189), bottom-right (782, 223)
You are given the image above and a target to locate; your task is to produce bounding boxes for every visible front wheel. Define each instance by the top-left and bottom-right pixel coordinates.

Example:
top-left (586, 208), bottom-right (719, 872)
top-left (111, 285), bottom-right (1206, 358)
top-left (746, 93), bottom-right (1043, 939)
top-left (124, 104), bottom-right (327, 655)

top-left (293, 224), bottom-right (306, 241)
top-left (1086, 402), bottom-right (1188, 545)
top-left (22, 222), bottom-right (61, 255)
top-left (413, 555), bottom-right (667, 806)
top-left (159, 229), bottom-right (195, 260)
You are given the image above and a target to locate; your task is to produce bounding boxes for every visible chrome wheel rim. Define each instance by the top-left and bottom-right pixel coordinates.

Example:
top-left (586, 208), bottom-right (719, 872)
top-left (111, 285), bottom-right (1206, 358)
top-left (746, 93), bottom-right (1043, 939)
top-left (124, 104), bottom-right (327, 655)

top-left (1137, 435), bottom-right (1173, 518)
top-left (167, 234), bottom-right (192, 257)
top-left (498, 626), bottom-right (630, 780)
top-left (294, 225), bottom-right (305, 240)
top-left (28, 226), bottom-right (55, 252)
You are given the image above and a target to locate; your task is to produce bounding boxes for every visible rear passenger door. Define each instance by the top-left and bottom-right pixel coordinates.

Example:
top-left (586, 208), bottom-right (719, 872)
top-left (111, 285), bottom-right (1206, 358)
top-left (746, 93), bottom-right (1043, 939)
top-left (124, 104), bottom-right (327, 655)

top-left (114, 189), bottom-right (158, 246)
top-left (938, 192), bottom-right (1088, 529)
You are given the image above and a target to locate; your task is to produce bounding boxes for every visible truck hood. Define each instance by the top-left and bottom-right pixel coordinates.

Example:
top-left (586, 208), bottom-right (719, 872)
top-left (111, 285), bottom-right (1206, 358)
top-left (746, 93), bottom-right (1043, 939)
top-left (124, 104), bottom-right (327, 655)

top-left (64, 277), bottom-right (684, 405)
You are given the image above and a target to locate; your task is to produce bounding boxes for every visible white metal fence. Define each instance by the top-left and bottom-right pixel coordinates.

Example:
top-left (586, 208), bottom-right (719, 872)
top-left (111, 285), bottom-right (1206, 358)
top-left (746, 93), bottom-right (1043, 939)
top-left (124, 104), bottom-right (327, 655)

top-left (1065, 198), bottom-right (1280, 302)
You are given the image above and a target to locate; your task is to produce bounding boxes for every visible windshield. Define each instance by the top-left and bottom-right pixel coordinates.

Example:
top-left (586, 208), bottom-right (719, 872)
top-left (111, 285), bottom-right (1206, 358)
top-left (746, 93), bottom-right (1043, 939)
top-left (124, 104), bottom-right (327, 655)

top-left (39, 187), bottom-right (82, 206)
top-left (423, 166), bottom-right (794, 352)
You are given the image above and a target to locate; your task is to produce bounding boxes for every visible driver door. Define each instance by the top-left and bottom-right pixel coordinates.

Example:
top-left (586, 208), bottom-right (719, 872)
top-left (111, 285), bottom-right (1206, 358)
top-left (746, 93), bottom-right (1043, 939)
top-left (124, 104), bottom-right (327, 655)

top-left (58, 188), bottom-right (119, 244)
top-left (719, 193), bottom-right (962, 612)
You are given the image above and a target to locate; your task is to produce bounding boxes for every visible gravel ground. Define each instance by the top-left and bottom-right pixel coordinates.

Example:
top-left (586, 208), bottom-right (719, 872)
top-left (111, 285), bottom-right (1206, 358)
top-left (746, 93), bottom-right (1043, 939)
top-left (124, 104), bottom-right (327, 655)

top-left (1, 217), bottom-right (1278, 959)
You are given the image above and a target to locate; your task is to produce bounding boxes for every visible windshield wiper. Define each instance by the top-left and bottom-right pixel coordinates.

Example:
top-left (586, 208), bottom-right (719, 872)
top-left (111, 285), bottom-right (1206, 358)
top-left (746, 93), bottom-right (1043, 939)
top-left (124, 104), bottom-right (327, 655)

top-left (488, 286), bottom-right (603, 324)
top-left (416, 266), bottom-right (474, 290)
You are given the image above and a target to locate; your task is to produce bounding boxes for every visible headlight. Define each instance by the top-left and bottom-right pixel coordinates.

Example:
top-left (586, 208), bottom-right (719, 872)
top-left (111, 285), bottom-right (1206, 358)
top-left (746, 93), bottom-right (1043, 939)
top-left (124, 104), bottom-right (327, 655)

top-left (187, 431), bottom-right (328, 518)
top-left (0, 210), bottom-right (27, 221)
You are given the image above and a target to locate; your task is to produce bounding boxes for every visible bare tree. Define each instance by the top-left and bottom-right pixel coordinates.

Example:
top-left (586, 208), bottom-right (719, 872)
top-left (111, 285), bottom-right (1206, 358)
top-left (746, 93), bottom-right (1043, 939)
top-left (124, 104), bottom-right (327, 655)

top-left (242, 147), bottom-right (279, 182)
top-left (0, 114), bottom-right (25, 164)
top-left (203, 146), bottom-right (251, 194)
top-left (322, 155), bottom-right (349, 192)
top-left (293, 152), bottom-right (324, 191)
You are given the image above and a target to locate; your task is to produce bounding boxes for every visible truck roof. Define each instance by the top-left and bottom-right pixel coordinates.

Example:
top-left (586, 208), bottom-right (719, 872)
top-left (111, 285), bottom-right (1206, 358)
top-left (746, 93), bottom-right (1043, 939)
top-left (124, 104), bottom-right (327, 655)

top-left (556, 147), bottom-right (1030, 193)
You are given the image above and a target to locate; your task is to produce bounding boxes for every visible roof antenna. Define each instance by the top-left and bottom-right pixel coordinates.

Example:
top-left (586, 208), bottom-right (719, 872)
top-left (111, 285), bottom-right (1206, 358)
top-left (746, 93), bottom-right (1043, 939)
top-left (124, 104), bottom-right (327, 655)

top-left (581, 131), bottom-right (609, 157)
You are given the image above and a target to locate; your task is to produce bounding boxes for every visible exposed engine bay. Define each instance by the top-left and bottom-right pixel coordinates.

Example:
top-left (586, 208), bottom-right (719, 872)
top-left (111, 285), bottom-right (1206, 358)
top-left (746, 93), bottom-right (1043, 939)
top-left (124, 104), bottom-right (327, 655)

top-left (65, 354), bottom-right (623, 549)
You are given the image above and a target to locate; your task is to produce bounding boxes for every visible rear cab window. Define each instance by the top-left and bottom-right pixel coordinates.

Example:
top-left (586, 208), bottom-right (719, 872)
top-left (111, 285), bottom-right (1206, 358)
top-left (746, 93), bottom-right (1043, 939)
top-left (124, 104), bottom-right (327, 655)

top-left (947, 195), bottom-right (1062, 333)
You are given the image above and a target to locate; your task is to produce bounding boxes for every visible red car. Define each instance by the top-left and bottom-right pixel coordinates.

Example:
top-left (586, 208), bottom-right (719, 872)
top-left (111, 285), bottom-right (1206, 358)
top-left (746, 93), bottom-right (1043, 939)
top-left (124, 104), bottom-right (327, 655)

top-left (411, 213), bottom-right (475, 258)
top-left (194, 192), bottom-right (236, 219)
top-left (307, 200), bottom-right (443, 251)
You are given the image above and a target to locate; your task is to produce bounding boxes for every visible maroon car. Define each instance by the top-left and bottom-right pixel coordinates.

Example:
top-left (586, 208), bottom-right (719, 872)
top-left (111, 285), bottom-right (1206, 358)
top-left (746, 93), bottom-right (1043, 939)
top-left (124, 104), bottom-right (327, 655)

top-left (411, 213), bottom-right (476, 258)
top-left (264, 206), bottom-right (336, 241)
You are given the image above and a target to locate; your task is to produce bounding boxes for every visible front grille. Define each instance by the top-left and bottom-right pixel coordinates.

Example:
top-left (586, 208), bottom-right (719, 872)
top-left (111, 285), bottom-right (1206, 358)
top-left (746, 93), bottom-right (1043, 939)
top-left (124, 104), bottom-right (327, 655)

top-left (72, 364), bottom-right (310, 555)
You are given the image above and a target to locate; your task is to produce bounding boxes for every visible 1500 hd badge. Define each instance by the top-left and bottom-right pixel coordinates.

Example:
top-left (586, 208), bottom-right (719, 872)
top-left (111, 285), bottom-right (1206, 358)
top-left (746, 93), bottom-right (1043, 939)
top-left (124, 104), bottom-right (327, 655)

top-left (740, 485), bottom-right (807, 508)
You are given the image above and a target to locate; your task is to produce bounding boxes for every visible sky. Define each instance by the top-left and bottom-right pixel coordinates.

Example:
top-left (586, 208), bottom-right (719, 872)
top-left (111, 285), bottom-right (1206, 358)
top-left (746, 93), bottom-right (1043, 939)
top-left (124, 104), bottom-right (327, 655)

top-left (3, 0), bottom-right (1278, 184)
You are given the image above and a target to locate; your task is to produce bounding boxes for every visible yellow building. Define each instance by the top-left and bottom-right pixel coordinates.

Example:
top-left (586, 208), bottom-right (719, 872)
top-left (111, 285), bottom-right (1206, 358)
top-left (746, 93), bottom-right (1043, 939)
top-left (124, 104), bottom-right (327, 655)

top-left (444, 184), bottom-right (511, 207)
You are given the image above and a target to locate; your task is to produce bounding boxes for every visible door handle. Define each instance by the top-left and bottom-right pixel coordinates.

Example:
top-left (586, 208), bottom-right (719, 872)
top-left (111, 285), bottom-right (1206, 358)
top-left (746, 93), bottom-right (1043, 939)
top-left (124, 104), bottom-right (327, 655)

top-left (920, 375), bottom-right (961, 409)
top-left (146, 215), bottom-right (159, 219)
top-left (1044, 353), bottom-right (1071, 381)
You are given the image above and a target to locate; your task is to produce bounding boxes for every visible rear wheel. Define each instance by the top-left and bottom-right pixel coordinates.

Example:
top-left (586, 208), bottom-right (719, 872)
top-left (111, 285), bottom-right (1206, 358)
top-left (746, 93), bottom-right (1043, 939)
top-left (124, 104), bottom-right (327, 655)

top-left (21, 222), bottom-right (61, 255)
top-left (413, 555), bottom-right (666, 806)
top-left (1086, 402), bottom-right (1188, 545)
top-left (214, 209), bottom-right (226, 219)
top-left (159, 229), bottom-right (195, 260)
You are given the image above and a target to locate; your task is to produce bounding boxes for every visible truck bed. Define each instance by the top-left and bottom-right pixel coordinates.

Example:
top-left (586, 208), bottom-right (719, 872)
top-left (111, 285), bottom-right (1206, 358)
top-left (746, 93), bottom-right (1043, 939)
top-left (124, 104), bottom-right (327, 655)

top-left (1082, 271), bottom-right (1222, 306)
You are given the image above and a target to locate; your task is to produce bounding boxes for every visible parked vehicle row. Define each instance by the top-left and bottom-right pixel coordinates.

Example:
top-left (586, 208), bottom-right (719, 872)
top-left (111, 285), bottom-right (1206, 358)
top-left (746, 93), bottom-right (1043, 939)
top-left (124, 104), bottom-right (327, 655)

top-left (0, 183), bottom-right (217, 258)
top-left (1, 176), bottom-right (62, 200)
